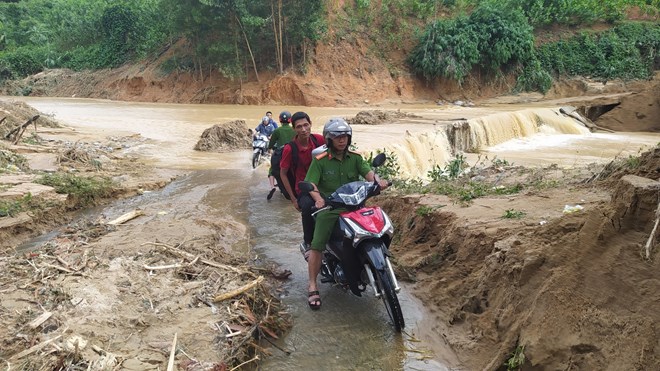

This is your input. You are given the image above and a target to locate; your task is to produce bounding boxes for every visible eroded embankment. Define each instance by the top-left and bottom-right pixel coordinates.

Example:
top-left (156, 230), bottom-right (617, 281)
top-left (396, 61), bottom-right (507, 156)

top-left (380, 164), bottom-right (660, 370)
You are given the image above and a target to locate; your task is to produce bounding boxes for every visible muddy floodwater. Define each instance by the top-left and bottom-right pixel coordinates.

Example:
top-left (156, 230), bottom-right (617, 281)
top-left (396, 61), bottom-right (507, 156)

top-left (7, 96), bottom-right (660, 369)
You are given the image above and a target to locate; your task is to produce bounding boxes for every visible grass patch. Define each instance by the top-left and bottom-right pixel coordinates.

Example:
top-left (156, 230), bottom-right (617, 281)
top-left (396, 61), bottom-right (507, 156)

top-left (415, 204), bottom-right (444, 217)
top-left (505, 344), bottom-right (526, 370)
top-left (0, 193), bottom-right (54, 217)
top-left (502, 209), bottom-right (526, 219)
top-left (0, 149), bottom-right (30, 172)
top-left (36, 173), bottom-right (115, 207)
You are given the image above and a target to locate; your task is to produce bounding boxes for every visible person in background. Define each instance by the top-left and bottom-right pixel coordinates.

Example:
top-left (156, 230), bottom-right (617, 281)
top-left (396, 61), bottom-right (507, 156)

top-left (279, 112), bottom-right (324, 260)
top-left (266, 111), bottom-right (295, 200)
top-left (266, 111), bottom-right (278, 129)
top-left (254, 116), bottom-right (276, 137)
top-left (302, 118), bottom-right (388, 310)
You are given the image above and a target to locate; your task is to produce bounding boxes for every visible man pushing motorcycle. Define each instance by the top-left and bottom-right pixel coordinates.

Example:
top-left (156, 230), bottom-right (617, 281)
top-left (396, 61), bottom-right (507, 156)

top-left (303, 118), bottom-right (389, 310)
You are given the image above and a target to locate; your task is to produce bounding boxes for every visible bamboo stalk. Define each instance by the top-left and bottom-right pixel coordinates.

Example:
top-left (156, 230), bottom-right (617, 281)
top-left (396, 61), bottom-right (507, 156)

top-left (213, 276), bottom-right (264, 302)
top-left (167, 333), bottom-right (177, 371)
top-left (107, 209), bottom-right (144, 225)
top-left (10, 335), bottom-right (62, 360)
top-left (28, 312), bottom-right (53, 329)
top-left (644, 201), bottom-right (660, 260)
top-left (143, 263), bottom-right (182, 270)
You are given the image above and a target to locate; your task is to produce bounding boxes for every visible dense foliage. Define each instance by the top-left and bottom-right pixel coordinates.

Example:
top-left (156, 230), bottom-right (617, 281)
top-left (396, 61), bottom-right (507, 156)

top-left (538, 22), bottom-right (660, 81)
top-left (408, 4), bottom-right (534, 83)
top-left (407, 0), bottom-right (659, 92)
top-left (0, 0), bottom-right (658, 94)
top-left (0, 0), bottom-right (325, 82)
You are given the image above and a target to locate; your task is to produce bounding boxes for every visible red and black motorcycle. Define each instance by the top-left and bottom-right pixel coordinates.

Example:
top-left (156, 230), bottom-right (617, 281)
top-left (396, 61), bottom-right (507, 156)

top-left (300, 153), bottom-right (405, 332)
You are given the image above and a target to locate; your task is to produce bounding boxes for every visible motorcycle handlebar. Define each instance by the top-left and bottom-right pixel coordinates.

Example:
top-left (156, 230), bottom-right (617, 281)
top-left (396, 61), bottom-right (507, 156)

top-left (311, 205), bottom-right (332, 217)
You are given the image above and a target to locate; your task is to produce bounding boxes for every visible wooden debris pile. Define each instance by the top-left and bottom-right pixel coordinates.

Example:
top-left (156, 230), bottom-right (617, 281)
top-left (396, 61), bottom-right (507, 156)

top-left (140, 241), bottom-right (292, 368)
top-left (0, 225), bottom-right (291, 369)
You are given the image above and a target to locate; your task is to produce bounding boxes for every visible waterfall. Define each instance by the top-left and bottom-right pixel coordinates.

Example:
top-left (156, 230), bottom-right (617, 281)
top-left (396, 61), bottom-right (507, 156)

top-left (467, 108), bottom-right (591, 150)
top-left (383, 108), bottom-right (591, 179)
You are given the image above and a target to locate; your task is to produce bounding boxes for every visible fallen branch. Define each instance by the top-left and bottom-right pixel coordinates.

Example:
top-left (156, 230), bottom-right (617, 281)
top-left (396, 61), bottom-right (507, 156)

top-left (28, 312), bottom-right (53, 329)
top-left (213, 276), bottom-right (264, 303)
top-left (141, 241), bottom-right (249, 275)
top-left (42, 263), bottom-right (74, 274)
top-left (10, 335), bottom-right (62, 360)
top-left (229, 355), bottom-right (259, 371)
top-left (5, 115), bottom-right (39, 144)
top-left (143, 263), bottom-right (183, 271)
top-left (167, 333), bottom-right (177, 371)
top-left (645, 201), bottom-right (660, 260)
top-left (107, 209), bottom-right (144, 225)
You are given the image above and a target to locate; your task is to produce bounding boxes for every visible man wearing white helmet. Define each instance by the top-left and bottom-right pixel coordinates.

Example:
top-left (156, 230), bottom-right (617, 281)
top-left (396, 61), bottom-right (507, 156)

top-left (302, 118), bottom-right (388, 310)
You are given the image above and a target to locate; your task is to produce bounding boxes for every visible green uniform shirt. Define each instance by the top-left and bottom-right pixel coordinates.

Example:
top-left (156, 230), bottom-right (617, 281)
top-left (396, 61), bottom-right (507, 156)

top-left (305, 149), bottom-right (372, 197)
top-left (268, 124), bottom-right (296, 149)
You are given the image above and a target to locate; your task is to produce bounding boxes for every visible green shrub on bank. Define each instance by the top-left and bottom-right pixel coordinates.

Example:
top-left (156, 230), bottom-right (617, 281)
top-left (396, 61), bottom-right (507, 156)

top-left (490, 0), bottom-right (658, 27)
top-left (408, 4), bottom-right (534, 84)
top-left (36, 173), bottom-right (115, 207)
top-left (538, 22), bottom-right (660, 81)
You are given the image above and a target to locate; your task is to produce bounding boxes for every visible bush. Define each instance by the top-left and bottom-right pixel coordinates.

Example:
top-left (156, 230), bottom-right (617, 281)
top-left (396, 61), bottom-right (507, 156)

top-left (0, 47), bottom-right (46, 78)
top-left (36, 173), bottom-right (115, 207)
top-left (537, 22), bottom-right (660, 81)
top-left (408, 4), bottom-right (534, 84)
top-left (515, 59), bottom-right (553, 93)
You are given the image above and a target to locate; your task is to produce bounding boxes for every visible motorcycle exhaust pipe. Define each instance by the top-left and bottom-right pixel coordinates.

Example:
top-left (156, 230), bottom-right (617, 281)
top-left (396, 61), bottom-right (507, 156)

top-left (364, 264), bottom-right (381, 298)
top-left (385, 257), bottom-right (401, 293)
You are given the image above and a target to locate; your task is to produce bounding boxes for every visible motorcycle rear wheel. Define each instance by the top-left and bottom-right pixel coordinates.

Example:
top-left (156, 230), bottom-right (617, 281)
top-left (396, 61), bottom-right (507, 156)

top-left (252, 150), bottom-right (261, 169)
top-left (375, 268), bottom-right (405, 332)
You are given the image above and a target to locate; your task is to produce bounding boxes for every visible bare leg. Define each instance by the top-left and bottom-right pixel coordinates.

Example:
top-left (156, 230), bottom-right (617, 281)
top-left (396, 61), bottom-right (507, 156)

top-left (308, 250), bottom-right (322, 291)
top-left (307, 250), bottom-right (322, 309)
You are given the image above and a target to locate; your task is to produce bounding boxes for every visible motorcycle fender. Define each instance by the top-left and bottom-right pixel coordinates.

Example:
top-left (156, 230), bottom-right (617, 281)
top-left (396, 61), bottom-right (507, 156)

top-left (362, 241), bottom-right (388, 271)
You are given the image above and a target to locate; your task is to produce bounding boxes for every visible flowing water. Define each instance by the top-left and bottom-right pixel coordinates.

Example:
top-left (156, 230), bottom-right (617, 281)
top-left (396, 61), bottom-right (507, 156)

top-left (5, 96), bottom-right (660, 369)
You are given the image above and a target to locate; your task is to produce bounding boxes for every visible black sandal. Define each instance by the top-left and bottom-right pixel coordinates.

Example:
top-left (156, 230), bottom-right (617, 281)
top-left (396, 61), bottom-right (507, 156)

top-left (308, 290), bottom-right (321, 310)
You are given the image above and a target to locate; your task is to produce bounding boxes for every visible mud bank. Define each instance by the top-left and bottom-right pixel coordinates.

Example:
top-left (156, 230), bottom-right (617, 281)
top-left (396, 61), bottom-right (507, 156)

top-left (381, 147), bottom-right (660, 370)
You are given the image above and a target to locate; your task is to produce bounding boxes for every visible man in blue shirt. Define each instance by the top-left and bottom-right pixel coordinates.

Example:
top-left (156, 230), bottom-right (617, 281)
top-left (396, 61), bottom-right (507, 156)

top-left (255, 116), bottom-right (276, 137)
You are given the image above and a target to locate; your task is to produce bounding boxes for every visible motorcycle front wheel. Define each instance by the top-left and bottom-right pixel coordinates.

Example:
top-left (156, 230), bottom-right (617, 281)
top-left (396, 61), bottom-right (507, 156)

top-left (375, 268), bottom-right (405, 332)
top-left (252, 149), bottom-right (261, 169)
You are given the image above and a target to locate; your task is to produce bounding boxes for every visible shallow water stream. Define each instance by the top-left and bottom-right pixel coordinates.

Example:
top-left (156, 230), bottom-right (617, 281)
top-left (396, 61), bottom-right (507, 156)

top-left (8, 96), bottom-right (660, 369)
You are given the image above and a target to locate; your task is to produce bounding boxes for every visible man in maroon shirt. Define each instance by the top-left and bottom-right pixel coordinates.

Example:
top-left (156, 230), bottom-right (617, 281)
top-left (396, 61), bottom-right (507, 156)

top-left (279, 111), bottom-right (325, 251)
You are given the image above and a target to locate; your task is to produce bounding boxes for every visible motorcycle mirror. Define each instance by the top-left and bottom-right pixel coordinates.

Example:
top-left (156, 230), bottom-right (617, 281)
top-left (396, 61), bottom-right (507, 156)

top-left (372, 153), bottom-right (387, 167)
top-left (298, 181), bottom-right (315, 193)
top-left (311, 144), bottom-right (327, 157)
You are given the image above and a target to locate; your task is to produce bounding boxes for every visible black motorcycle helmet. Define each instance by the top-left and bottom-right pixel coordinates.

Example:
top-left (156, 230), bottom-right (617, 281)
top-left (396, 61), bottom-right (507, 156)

top-left (279, 110), bottom-right (292, 124)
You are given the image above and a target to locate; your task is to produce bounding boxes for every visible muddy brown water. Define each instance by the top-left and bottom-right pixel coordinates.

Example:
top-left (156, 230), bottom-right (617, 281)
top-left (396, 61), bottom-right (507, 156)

top-left (7, 96), bottom-right (660, 369)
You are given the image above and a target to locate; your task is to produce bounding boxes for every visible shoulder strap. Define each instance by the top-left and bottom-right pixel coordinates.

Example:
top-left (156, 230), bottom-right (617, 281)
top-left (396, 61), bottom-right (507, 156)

top-left (288, 140), bottom-right (299, 174)
top-left (315, 151), bottom-right (329, 160)
top-left (289, 136), bottom-right (321, 174)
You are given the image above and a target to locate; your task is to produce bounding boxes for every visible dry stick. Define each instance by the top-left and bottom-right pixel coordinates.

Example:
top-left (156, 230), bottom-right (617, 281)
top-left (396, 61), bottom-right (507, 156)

top-left (257, 327), bottom-right (291, 355)
top-left (10, 335), bottom-right (62, 360)
top-left (213, 276), bottom-right (264, 302)
top-left (141, 241), bottom-right (249, 275)
top-left (167, 333), bottom-right (177, 371)
top-left (143, 263), bottom-right (183, 271)
top-left (645, 201), bottom-right (660, 260)
top-left (6, 115), bottom-right (39, 144)
top-left (107, 209), bottom-right (144, 225)
top-left (229, 355), bottom-right (260, 371)
top-left (28, 311), bottom-right (53, 329)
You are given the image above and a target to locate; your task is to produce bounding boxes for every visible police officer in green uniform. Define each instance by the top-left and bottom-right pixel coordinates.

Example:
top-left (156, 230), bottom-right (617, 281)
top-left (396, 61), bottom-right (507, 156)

top-left (303, 118), bottom-right (389, 310)
top-left (266, 111), bottom-right (295, 200)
